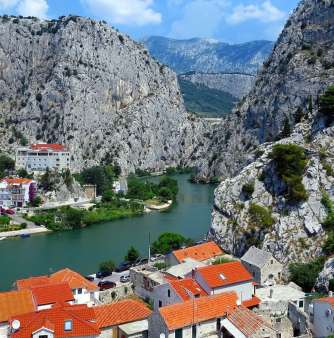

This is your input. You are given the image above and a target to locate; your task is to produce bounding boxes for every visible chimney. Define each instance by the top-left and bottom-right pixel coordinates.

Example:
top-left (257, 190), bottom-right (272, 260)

top-left (269, 289), bottom-right (274, 298)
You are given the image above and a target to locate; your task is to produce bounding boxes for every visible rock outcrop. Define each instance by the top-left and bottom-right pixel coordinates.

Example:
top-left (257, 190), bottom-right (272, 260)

top-left (0, 15), bottom-right (208, 173)
top-left (179, 72), bottom-right (256, 99)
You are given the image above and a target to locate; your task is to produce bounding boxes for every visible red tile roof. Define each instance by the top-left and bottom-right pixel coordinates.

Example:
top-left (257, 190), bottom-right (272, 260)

top-left (226, 306), bottom-right (272, 337)
top-left (242, 295), bottom-right (261, 308)
top-left (195, 261), bottom-right (253, 288)
top-left (159, 292), bottom-right (238, 330)
top-left (16, 276), bottom-right (50, 290)
top-left (0, 290), bottom-right (35, 323)
top-left (31, 283), bottom-right (74, 306)
top-left (50, 268), bottom-right (98, 292)
top-left (1, 178), bottom-right (33, 185)
top-left (30, 143), bottom-right (66, 152)
top-left (169, 279), bottom-right (207, 301)
top-left (173, 241), bottom-right (223, 263)
top-left (10, 304), bottom-right (100, 338)
top-left (94, 300), bottom-right (152, 328)
top-left (316, 297), bottom-right (334, 305)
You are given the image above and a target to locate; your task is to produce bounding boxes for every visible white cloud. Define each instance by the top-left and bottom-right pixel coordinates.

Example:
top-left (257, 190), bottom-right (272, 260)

top-left (82, 0), bottom-right (162, 26)
top-left (17, 0), bottom-right (48, 18)
top-left (227, 1), bottom-right (286, 24)
top-left (0, 0), bottom-right (19, 9)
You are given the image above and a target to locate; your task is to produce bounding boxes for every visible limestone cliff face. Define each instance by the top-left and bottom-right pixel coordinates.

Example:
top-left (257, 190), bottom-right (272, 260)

top-left (202, 0), bottom-right (334, 179)
top-left (0, 15), bottom-right (207, 173)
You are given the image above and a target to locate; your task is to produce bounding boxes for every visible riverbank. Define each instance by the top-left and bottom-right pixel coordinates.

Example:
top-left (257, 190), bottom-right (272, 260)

top-left (0, 226), bottom-right (50, 238)
top-left (145, 199), bottom-right (172, 211)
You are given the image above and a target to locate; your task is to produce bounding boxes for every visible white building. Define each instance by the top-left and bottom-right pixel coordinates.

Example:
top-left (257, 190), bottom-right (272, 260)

top-left (0, 178), bottom-right (37, 208)
top-left (311, 296), bottom-right (334, 337)
top-left (16, 143), bottom-right (70, 173)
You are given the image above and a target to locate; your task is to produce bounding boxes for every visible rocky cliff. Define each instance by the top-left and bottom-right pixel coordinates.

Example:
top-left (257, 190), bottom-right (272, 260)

top-left (209, 0), bottom-right (334, 269)
top-left (179, 72), bottom-right (256, 99)
top-left (0, 15), bottom-right (207, 173)
top-left (143, 37), bottom-right (273, 75)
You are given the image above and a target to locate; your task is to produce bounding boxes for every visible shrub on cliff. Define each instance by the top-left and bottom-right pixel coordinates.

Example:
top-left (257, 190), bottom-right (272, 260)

top-left (248, 203), bottom-right (274, 228)
top-left (242, 181), bottom-right (255, 199)
top-left (319, 85), bottom-right (334, 126)
top-left (269, 144), bottom-right (308, 203)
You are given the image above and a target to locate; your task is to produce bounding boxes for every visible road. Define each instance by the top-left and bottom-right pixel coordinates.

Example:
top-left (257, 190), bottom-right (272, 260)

top-left (10, 214), bottom-right (37, 229)
top-left (90, 270), bottom-right (130, 286)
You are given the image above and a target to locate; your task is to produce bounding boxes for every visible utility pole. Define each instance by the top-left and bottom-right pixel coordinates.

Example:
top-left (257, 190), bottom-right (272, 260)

top-left (148, 232), bottom-right (151, 263)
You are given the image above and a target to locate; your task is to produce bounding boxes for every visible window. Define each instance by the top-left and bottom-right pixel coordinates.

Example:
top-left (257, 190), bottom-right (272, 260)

top-left (167, 289), bottom-right (171, 298)
top-left (276, 334), bottom-right (282, 338)
top-left (77, 288), bottom-right (83, 294)
top-left (175, 328), bottom-right (183, 338)
top-left (216, 318), bottom-right (221, 331)
top-left (192, 325), bottom-right (196, 338)
top-left (299, 300), bottom-right (304, 308)
top-left (39, 336), bottom-right (48, 338)
top-left (64, 320), bottom-right (72, 331)
top-left (159, 300), bottom-right (162, 308)
top-left (271, 260), bottom-right (274, 264)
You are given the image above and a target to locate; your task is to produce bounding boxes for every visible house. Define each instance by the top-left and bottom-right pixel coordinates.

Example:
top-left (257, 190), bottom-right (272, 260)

top-left (167, 241), bottom-right (224, 266)
top-left (16, 268), bottom-right (99, 306)
top-left (94, 299), bottom-right (152, 338)
top-left (0, 289), bottom-right (36, 337)
top-left (15, 143), bottom-right (70, 173)
top-left (148, 291), bottom-right (238, 338)
top-left (152, 278), bottom-right (207, 309)
top-left (165, 258), bottom-right (207, 279)
top-left (9, 303), bottom-right (101, 338)
top-left (221, 305), bottom-right (277, 338)
top-left (241, 246), bottom-right (283, 286)
top-left (189, 261), bottom-right (260, 307)
top-left (310, 296), bottom-right (334, 337)
top-left (30, 283), bottom-right (74, 310)
top-left (0, 178), bottom-right (37, 208)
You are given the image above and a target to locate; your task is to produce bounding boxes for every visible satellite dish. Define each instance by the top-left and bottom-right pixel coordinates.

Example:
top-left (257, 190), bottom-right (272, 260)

top-left (12, 320), bottom-right (21, 330)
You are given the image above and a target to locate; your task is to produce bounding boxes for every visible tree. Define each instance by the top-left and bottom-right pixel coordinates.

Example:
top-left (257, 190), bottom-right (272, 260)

top-left (151, 232), bottom-right (192, 255)
top-left (102, 190), bottom-right (115, 203)
top-left (158, 187), bottom-right (173, 202)
top-left (61, 207), bottom-right (84, 229)
top-left (158, 176), bottom-right (178, 199)
top-left (125, 246), bottom-right (140, 263)
top-left (99, 260), bottom-right (115, 274)
top-left (319, 85), bottom-right (334, 126)
top-left (17, 168), bottom-right (32, 178)
top-left (0, 154), bottom-right (15, 178)
top-left (62, 168), bottom-right (73, 188)
top-left (30, 196), bottom-right (42, 207)
top-left (280, 117), bottom-right (291, 138)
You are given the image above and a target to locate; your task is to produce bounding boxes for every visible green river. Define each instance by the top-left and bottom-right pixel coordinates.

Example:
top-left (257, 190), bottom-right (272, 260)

top-left (0, 175), bottom-right (216, 290)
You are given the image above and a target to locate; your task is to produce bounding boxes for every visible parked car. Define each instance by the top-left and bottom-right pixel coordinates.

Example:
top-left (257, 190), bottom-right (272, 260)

top-left (115, 261), bottom-right (132, 272)
top-left (96, 271), bottom-right (112, 279)
top-left (134, 257), bottom-right (149, 266)
top-left (120, 275), bottom-right (130, 283)
top-left (0, 207), bottom-right (5, 215)
top-left (85, 275), bottom-right (95, 282)
top-left (150, 254), bottom-right (164, 262)
top-left (98, 281), bottom-right (116, 290)
top-left (5, 209), bottom-right (15, 215)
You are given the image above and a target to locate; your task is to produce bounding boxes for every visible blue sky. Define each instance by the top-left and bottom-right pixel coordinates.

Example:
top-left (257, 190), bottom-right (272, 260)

top-left (0, 0), bottom-right (300, 43)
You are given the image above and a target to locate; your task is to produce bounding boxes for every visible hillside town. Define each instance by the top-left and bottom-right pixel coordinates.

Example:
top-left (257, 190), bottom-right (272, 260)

top-left (0, 240), bottom-right (332, 337)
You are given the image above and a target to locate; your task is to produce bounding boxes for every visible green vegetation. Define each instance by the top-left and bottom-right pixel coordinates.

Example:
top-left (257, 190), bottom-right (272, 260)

top-left (151, 232), bottom-right (193, 255)
top-left (0, 215), bottom-right (10, 225)
top-left (179, 79), bottom-right (237, 117)
top-left (212, 257), bottom-right (235, 265)
top-left (242, 181), bottom-right (255, 198)
top-left (321, 192), bottom-right (334, 229)
top-left (329, 279), bottom-right (334, 292)
top-left (319, 85), bottom-right (334, 126)
top-left (99, 260), bottom-right (115, 274)
top-left (127, 176), bottom-right (178, 203)
top-left (0, 154), bottom-right (15, 178)
top-left (289, 257), bottom-right (326, 292)
top-left (125, 246), bottom-right (140, 263)
top-left (269, 144), bottom-right (309, 203)
top-left (323, 232), bottom-right (334, 256)
top-left (27, 199), bottom-right (144, 231)
top-left (280, 117), bottom-right (291, 139)
top-left (248, 203), bottom-right (275, 228)
top-left (30, 196), bottom-right (42, 207)
top-left (0, 216), bottom-right (27, 232)
top-left (74, 164), bottom-right (121, 195)
top-left (154, 262), bottom-right (169, 270)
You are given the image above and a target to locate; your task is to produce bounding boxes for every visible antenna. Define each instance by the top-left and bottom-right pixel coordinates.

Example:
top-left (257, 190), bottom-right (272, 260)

top-left (11, 320), bottom-right (21, 331)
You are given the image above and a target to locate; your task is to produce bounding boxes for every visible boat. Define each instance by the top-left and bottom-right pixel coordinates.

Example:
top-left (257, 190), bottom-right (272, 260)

top-left (20, 234), bottom-right (31, 239)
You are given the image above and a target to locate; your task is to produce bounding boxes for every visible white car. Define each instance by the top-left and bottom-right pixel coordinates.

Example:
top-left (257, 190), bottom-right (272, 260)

top-left (150, 254), bottom-right (164, 262)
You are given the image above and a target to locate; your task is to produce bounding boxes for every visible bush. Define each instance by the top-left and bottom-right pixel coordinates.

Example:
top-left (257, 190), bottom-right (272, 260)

top-left (242, 181), bottom-right (255, 198)
top-left (125, 246), bottom-right (140, 263)
top-left (248, 203), bottom-right (274, 228)
top-left (99, 260), bottom-right (115, 274)
top-left (0, 215), bottom-right (10, 225)
top-left (323, 232), bottom-right (334, 255)
top-left (319, 85), bottom-right (334, 126)
top-left (151, 232), bottom-right (192, 255)
top-left (321, 192), bottom-right (334, 229)
top-left (212, 257), bottom-right (235, 265)
top-left (269, 144), bottom-right (309, 203)
top-left (0, 154), bottom-right (15, 178)
top-left (30, 196), bottom-right (42, 207)
top-left (289, 257), bottom-right (326, 292)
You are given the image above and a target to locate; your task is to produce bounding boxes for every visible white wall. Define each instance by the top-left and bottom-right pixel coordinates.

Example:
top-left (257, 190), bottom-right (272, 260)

top-left (312, 301), bottom-right (334, 337)
top-left (0, 322), bottom-right (8, 338)
top-left (153, 283), bottom-right (182, 310)
top-left (32, 328), bottom-right (54, 338)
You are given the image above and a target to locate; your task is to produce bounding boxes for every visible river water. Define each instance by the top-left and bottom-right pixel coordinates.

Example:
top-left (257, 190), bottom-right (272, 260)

top-left (0, 174), bottom-right (216, 290)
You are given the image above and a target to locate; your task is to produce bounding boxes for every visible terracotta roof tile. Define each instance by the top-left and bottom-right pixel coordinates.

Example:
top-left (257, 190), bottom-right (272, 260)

top-left (173, 241), bottom-right (223, 263)
top-left (316, 296), bottom-right (334, 305)
top-left (196, 261), bottom-right (253, 288)
top-left (50, 268), bottom-right (98, 291)
top-left (0, 290), bottom-right (35, 323)
top-left (159, 292), bottom-right (238, 330)
top-left (242, 295), bottom-right (261, 308)
top-left (30, 144), bottom-right (66, 152)
top-left (30, 282), bottom-right (74, 306)
top-left (10, 304), bottom-right (100, 337)
top-left (226, 306), bottom-right (273, 337)
top-left (16, 276), bottom-right (50, 290)
top-left (1, 178), bottom-right (33, 185)
top-left (169, 279), bottom-right (207, 301)
top-left (94, 300), bottom-right (152, 328)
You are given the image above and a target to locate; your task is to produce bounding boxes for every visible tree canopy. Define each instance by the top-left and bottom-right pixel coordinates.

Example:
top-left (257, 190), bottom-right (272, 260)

top-left (151, 232), bottom-right (193, 255)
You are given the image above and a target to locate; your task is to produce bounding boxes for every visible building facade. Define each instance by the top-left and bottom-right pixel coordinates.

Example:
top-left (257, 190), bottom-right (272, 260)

top-left (311, 296), bottom-right (334, 337)
top-left (15, 143), bottom-right (70, 173)
top-left (0, 178), bottom-right (37, 208)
